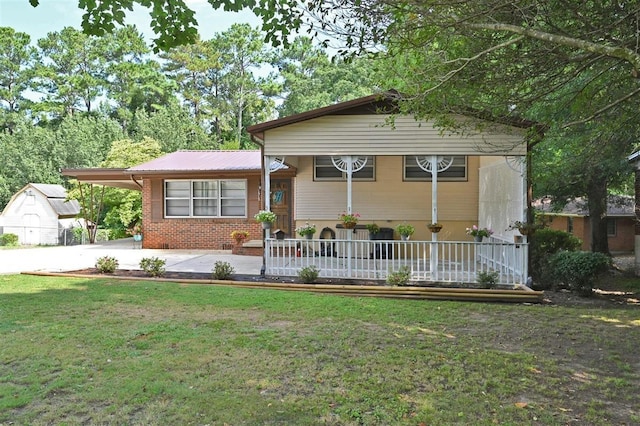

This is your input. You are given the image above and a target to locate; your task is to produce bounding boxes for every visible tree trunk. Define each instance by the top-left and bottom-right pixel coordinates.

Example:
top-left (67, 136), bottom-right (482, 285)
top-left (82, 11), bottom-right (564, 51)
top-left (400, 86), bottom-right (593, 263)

top-left (586, 173), bottom-right (610, 255)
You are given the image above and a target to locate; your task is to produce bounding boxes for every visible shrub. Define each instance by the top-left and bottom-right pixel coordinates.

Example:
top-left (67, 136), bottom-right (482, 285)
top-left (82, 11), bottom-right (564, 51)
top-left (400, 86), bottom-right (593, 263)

top-left (140, 257), bottom-right (166, 277)
top-left (548, 251), bottom-right (611, 296)
top-left (298, 265), bottom-right (320, 283)
top-left (386, 266), bottom-right (412, 285)
top-left (0, 233), bottom-right (19, 247)
top-left (95, 256), bottom-right (118, 273)
top-left (477, 270), bottom-right (499, 288)
top-left (530, 228), bottom-right (582, 289)
top-left (212, 261), bottom-right (235, 280)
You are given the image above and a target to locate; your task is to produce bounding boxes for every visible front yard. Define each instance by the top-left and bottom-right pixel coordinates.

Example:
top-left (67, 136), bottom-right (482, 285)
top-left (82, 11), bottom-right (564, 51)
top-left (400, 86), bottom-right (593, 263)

top-left (0, 274), bottom-right (638, 425)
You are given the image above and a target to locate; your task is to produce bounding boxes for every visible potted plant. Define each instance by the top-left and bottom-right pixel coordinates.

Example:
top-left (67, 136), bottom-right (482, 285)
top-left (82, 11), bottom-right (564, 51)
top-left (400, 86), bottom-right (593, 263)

top-left (296, 222), bottom-right (317, 239)
top-left (254, 210), bottom-right (277, 229)
top-left (427, 222), bottom-right (443, 233)
top-left (466, 225), bottom-right (493, 242)
top-left (231, 230), bottom-right (250, 245)
top-left (366, 223), bottom-right (380, 237)
top-left (339, 212), bottom-right (360, 229)
top-left (127, 222), bottom-right (143, 242)
top-left (396, 223), bottom-right (415, 241)
top-left (508, 220), bottom-right (539, 236)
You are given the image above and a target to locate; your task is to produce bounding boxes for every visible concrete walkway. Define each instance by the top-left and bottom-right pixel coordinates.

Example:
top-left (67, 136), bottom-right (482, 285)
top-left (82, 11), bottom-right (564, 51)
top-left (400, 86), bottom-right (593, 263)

top-left (0, 238), bottom-right (263, 275)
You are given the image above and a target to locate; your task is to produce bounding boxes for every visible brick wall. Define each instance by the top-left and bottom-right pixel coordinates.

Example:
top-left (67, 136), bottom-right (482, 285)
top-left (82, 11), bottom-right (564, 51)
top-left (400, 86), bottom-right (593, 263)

top-left (140, 175), bottom-right (263, 250)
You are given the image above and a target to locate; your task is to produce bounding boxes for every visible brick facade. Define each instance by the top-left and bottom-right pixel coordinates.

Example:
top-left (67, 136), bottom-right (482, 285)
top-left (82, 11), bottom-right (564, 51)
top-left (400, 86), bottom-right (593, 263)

top-left (139, 175), bottom-right (263, 252)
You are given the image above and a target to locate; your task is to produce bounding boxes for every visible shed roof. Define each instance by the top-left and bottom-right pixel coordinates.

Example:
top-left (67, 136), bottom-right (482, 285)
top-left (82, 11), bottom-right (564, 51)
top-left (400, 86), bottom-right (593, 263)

top-left (22, 183), bottom-right (80, 218)
top-left (30, 183), bottom-right (69, 199)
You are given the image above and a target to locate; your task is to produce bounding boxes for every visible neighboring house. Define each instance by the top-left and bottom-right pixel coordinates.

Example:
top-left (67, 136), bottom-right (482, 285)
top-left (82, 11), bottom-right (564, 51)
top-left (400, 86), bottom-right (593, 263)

top-left (248, 91), bottom-right (535, 283)
top-left (0, 183), bottom-right (81, 245)
top-left (63, 150), bottom-right (294, 251)
top-left (535, 195), bottom-right (635, 253)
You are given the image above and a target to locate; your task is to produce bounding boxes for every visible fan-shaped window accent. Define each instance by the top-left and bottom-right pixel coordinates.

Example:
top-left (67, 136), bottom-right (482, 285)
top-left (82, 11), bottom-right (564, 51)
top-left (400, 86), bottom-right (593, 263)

top-left (314, 156), bottom-right (375, 181)
top-left (403, 155), bottom-right (467, 181)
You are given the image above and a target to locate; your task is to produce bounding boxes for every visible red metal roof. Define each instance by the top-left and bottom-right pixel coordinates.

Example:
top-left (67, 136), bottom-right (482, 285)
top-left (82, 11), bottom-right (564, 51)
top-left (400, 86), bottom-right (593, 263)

top-left (128, 150), bottom-right (262, 172)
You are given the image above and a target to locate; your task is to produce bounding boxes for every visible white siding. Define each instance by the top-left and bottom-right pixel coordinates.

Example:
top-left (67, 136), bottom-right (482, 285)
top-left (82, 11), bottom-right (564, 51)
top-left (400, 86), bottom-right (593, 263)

top-left (263, 115), bottom-right (526, 156)
top-left (479, 158), bottom-right (526, 241)
top-left (1, 190), bottom-right (61, 245)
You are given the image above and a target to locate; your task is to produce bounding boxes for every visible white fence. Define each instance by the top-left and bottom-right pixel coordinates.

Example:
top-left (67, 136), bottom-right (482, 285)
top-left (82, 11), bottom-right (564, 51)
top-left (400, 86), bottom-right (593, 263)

top-left (265, 236), bottom-right (528, 285)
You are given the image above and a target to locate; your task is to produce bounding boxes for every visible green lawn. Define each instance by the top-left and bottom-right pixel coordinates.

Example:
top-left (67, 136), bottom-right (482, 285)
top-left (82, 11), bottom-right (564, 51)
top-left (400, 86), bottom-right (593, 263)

top-left (1, 274), bottom-right (638, 425)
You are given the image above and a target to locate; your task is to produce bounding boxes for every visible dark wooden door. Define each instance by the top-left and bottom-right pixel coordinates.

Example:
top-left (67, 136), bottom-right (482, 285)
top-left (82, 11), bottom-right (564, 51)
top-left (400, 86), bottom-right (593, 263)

top-left (271, 178), bottom-right (292, 237)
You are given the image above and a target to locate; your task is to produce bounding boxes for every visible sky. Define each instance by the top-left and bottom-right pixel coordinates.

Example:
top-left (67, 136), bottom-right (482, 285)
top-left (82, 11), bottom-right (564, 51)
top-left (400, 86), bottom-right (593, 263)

top-left (0, 0), bottom-right (260, 44)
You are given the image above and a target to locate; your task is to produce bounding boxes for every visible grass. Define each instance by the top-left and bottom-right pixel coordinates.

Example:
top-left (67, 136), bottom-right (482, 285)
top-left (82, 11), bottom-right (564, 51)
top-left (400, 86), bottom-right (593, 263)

top-left (1, 274), bottom-right (639, 425)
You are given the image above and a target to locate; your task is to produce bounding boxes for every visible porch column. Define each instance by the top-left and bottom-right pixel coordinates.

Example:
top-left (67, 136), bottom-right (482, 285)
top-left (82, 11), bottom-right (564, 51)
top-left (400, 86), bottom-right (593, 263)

top-left (430, 155), bottom-right (439, 280)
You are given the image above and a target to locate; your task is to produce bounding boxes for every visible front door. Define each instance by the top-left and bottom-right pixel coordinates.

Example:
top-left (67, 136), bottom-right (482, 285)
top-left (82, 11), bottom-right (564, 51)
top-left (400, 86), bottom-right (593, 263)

top-left (270, 178), bottom-right (292, 237)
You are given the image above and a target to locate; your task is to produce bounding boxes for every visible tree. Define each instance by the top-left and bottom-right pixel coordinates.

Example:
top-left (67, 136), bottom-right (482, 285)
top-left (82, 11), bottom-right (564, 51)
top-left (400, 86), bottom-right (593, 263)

top-left (0, 27), bottom-right (37, 133)
top-left (273, 36), bottom-right (378, 116)
top-left (103, 26), bottom-right (177, 128)
top-left (128, 104), bottom-right (216, 152)
top-left (34, 27), bottom-right (109, 117)
top-left (25, 0), bottom-right (301, 51)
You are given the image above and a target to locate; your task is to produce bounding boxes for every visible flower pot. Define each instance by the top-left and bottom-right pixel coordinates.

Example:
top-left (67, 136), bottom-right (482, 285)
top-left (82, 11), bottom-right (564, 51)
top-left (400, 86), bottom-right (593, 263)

top-left (262, 222), bottom-right (272, 230)
top-left (474, 236), bottom-right (483, 242)
top-left (133, 234), bottom-right (143, 242)
top-left (514, 235), bottom-right (524, 243)
top-left (401, 235), bottom-right (411, 241)
top-left (343, 222), bottom-right (357, 229)
top-left (304, 233), bottom-right (313, 240)
top-left (428, 225), bottom-right (442, 233)
top-left (518, 227), bottom-right (531, 236)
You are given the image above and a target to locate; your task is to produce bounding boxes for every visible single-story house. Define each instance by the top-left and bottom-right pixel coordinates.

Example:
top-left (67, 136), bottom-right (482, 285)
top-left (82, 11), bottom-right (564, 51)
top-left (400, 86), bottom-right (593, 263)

top-left (533, 195), bottom-right (636, 253)
top-left (0, 183), bottom-right (81, 245)
top-left (534, 195), bottom-right (635, 253)
top-left (63, 91), bottom-right (537, 284)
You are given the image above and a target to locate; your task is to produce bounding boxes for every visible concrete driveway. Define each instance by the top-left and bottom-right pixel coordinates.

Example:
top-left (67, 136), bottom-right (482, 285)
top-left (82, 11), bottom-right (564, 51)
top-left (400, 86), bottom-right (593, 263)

top-left (0, 238), bottom-right (263, 275)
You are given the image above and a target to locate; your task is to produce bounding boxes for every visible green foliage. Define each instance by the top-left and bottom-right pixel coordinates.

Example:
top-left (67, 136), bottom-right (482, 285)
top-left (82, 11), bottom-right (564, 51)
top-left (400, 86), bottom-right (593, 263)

top-left (548, 251), bottom-right (611, 296)
top-left (530, 228), bottom-right (582, 289)
top-left (298, 265), bottom-right (320, 283)
top-left (477, 270), bottom-right (499, 288)
top-left (254, 210), bottom-right (277, 223)
top-left (0, 233), bottom-right (19, 247)
top-left (139, 257), bottom-right (166, 277)
top-left (95, 255), bottom-right (118, 273)
top-left (212, 261), bottom-right (235, 280)
top-left (395, 224), bottom-right (415, 237)
top-left (386, 266), bottom-right (412, 285)
top-left (366, 223), bottom-right (380, 234)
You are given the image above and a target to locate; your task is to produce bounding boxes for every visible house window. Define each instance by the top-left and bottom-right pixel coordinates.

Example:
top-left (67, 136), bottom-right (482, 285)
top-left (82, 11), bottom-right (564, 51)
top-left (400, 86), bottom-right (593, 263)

top-left (567, 217), bottom-right (574, 234)
top-left (314, 156), bottom-right (375, 181)
top-left (606, 218), bottom-right (616, 236)
top-left (403, 155), bottom-right (467, 181)
top-left (165, 179), bottom-right (246, 218)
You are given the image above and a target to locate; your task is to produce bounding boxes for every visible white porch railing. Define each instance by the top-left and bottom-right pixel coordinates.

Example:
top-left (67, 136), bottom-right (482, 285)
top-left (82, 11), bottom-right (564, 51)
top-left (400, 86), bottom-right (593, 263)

top-left (265, 236), bottom-right (528, 285)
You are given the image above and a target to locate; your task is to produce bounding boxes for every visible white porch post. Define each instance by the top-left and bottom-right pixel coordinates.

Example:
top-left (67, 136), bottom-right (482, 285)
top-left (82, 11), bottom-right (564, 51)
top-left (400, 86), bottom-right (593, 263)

top-left (430, 155), bottom-right (439, 280)
top-left (264, 155), bottom-right (271, 229)
top-left (346, 156), bottom-right (353, 276)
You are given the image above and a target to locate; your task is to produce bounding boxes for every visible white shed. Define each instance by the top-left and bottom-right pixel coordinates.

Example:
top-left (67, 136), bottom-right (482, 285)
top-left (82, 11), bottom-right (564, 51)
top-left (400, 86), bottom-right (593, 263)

top-left (0, 183), bottom-right (81, 246)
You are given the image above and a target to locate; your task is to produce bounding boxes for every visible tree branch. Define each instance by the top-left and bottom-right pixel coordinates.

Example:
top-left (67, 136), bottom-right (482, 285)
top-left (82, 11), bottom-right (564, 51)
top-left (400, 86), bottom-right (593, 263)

top-left (562, 85), bottom-right (640, 128)
top-left (466, 22), bottom-right (640, 74)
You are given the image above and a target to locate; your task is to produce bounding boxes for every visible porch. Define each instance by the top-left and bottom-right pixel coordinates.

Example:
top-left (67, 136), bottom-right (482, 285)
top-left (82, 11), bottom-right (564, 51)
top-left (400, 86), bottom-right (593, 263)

top-left (265, 236), bottom-right (528, 286)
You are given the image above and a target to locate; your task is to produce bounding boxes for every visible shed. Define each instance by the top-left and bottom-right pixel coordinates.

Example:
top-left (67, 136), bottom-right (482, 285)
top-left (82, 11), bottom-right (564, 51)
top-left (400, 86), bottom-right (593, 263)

top-left (0, 183), bottom-right (81, 245)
